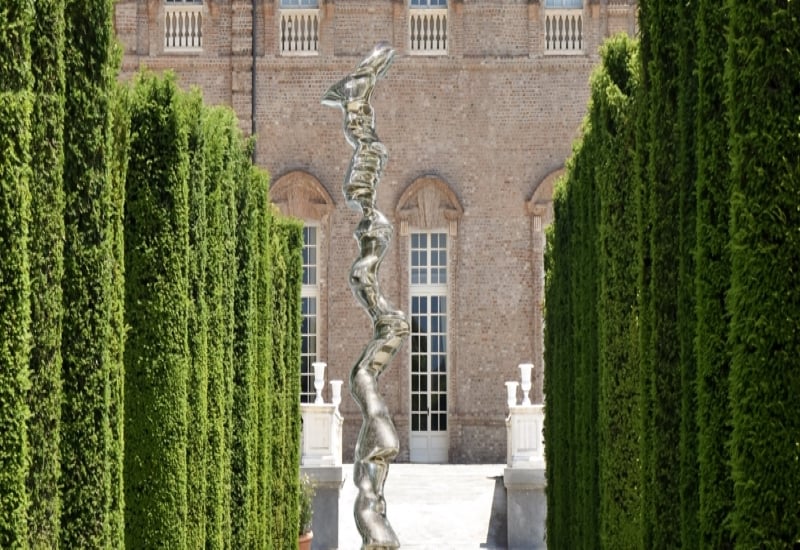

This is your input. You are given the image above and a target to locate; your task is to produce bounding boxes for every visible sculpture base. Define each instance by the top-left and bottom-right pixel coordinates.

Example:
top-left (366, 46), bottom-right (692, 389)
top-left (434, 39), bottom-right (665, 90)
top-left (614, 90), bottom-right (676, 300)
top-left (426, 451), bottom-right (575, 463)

top-left (504, 468), bottom-right (547, 550)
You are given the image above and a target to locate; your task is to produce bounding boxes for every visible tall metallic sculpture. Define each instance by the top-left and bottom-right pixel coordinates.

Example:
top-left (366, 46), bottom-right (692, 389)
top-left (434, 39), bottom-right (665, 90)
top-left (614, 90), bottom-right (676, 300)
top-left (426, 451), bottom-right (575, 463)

top-left (322, 42), bottom-right (408, 549)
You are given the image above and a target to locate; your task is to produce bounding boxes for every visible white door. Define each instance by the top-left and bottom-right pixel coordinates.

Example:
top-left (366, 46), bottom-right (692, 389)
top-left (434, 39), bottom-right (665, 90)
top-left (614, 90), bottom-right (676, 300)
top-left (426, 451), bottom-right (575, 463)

top-left (408, 231), bottom-right (449, 463)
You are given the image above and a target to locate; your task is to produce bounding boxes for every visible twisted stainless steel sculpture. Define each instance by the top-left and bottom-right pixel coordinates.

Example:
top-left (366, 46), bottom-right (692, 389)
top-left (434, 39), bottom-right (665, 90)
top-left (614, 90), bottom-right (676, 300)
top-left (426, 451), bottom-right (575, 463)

top-left (322, 42), bottom-right (408, 550)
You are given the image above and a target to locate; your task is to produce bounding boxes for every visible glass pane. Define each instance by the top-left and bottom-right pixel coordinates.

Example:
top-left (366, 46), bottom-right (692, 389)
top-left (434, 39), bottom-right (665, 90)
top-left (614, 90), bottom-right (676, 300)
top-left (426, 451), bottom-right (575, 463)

top-left (420, 375), bottom-right (427, 392)
top-left (431, 415), bottom-right (439, 431)
top-left (440, 414), bottom-right (447, 431)
top-left (412, 415), bottom-right (419, 431)
top-left (412, 375), bottom-right (419, 391)
top-left (412, 395), bottom-right (419, 412)
top-left (440, 394), bottom-right (447, 412)
top-left (420, 394), bottom-right (428, 412)
top-left (420, 415), bottom-right (428, 431)
top-left (431, 376), bottom-right (438, 391)
top-left (431, 394), bottom-right (438, 411)
top-left (412, 355), bottom-right (419, 372)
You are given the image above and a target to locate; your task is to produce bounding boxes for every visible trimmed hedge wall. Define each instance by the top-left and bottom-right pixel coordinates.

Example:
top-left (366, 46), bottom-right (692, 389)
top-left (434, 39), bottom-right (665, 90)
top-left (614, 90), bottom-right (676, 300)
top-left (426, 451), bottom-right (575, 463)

top-left (123, 72), bottom-right (190, 548)
top-left (726, 1), bottom-right (800, 546)
top-left (0, 2), bottom-right (34, 547)
top-left (60, 0), bottom-right (121, 546)
top-left (1, 4), bottom-right (305, 545)
top-left (546, 2), bottom-right (800, 548)
top-left (26, 1), bottom-right (65, 546)
top-left (694, 0), bottom-right (734, 547)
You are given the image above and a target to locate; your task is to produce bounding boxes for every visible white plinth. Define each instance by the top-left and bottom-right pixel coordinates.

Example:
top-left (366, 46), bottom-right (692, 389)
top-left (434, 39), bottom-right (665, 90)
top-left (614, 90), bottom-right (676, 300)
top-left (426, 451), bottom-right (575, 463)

top-left (300, 403), bottom-right (343, 467)
top-left (505, 404), bottom-right (545, 469)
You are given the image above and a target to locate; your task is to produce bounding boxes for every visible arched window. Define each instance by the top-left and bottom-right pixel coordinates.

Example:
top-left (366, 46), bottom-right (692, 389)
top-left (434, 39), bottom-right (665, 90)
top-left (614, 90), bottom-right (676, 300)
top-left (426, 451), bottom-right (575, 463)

top-left (397, 176), bottom-right (462, 463)
top-left (270, 171), bottom-right (334, 403)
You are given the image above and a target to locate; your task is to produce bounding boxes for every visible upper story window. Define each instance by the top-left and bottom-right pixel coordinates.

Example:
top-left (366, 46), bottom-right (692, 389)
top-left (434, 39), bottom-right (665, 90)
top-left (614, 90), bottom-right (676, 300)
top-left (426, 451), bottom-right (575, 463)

top-left (409, 0), bottom-right (447, 56)
top-left (544, 0), bottom-right (583, 55)
top-left (411, 0), bottom-right (447, 6)
top-left (545, 0), bottom-right (582, 7)
top-left (164, 0), bottom-right (203, 52)
top-left (280, 0), bottom-right (320, 55)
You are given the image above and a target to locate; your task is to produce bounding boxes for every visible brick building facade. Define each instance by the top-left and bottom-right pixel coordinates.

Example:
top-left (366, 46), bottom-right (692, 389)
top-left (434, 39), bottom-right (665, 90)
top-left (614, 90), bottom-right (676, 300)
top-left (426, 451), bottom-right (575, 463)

top-left (114, 0), bottom-right (637, 463)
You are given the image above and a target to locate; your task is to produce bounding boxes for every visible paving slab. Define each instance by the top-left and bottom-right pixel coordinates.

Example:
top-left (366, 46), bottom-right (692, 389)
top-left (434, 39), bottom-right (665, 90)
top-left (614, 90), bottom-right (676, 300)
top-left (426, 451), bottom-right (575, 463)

top-left (336, 464), bottom-right (508, 549)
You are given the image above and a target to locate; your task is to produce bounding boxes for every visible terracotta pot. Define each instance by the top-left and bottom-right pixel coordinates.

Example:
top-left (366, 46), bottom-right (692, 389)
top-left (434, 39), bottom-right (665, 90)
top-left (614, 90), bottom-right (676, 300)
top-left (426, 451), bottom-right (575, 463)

top-left (299, 531), bottom-right (313, 550)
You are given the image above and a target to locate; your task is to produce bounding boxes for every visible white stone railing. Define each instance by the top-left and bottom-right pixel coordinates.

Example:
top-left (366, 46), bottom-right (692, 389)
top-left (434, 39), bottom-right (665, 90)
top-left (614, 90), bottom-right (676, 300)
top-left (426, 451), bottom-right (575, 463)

top-left (409, 8), bottom-right (448, 55)
top-left (280, 8), bottom-right (320, 55)
top-left (165, 4), bottom-right (203, 52)
top-left (544, 9), bottom-right (583, 54)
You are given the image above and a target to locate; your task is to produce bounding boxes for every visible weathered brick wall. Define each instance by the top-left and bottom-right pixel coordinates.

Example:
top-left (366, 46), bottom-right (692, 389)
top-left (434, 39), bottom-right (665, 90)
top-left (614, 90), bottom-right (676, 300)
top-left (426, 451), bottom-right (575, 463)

top-left (115, 0), bottom-right (637, 464)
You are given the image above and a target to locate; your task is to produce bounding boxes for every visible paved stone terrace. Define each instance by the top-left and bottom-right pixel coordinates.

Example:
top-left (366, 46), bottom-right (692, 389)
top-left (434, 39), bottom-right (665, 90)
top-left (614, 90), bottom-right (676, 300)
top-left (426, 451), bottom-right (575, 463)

top-left (337, 464), bottom-right (508, 549)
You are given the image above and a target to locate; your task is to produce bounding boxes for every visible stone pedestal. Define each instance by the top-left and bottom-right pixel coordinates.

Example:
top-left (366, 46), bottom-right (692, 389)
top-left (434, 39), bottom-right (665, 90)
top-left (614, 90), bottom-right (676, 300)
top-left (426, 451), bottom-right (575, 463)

top-left (300, 466), bottom-right (345, 550)
top-left (300, 404), bottom-right (343, 467)
top-left (505, 397), bottom-right (546, 548)
top-left (504, 467), bottom-right (547, 549)
top-left (301, 397), bottom-right (345, 549)
top-left (506, 404), bottom-right (545, 469)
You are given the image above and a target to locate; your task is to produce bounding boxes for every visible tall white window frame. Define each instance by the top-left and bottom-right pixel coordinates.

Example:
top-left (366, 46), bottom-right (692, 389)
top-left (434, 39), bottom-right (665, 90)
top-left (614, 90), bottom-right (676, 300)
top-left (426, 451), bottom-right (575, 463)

top-left (300, 225), bottom-right (319, 403)
top-left (409, 231), bottom-right (449, 438)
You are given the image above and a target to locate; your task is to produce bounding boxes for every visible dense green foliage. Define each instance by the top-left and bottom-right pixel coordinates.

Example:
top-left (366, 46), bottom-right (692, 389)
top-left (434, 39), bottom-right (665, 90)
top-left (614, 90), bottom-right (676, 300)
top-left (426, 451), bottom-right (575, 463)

top-left (0, 4), bottom-right (304, 546)
top-left (185, 90), bottom-right (209, 550)
top-left (725, 1), bottom-right (800, 546)
top-left (0, 2), bottom-right (34, 547)
top-left (545, 1), bottom-right (800, 548)
top-left (675, 2), bottom-right (699, 548)
top-left (124, 72), bottom-right (191, 548)
top-left (544, 35), bottom-right (639, 550)
top-left (269, 218), bottom-right (304, 548)
top-left (122, 73), bottom-right (304, 549)
top-left (593, 36), bottom-right (640, 550)
top-left (60, 0), bottom-right (120, 545)
top-left (26, 2), bottom-right (65, 547)
top-left (694, 0), bottom-right (733, 547)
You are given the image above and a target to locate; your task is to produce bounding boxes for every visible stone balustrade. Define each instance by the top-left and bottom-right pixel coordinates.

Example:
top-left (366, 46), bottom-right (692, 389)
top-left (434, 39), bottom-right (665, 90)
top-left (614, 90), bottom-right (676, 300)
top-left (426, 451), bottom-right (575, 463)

top-left (409, 8), bottom-right (448, 55)
top-left (544, 8), bottom-right (583, 54)
top-left (280, 9), bottom-right (320, 55)
top-left (165, 3), bottom-right (203, 52)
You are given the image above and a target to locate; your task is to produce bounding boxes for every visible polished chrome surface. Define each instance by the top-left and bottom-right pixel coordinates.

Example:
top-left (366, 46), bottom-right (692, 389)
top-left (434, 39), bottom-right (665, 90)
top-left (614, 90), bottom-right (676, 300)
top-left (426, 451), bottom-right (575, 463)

top-left (323, 42), bottom-right (409, 550)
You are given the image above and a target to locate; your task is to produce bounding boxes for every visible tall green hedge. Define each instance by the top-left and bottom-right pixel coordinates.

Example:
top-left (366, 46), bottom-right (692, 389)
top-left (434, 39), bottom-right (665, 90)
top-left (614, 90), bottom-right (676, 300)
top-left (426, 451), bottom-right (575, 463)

top-left (694, 0), bottom-right (733, 547)
top-left (252, 168), bottom-right (274, 549)
top-left (185, 89), bottom-right (209, 550)
top-left (107, 73), bottom-right (129, 550)
top-left (232, 139), bottom-right (259, 548)
top-left (726, 1), bottom-right (800, 546)
top-left (60, 0), bottom-right (120, 545)
top-left (203, 106), bottom-right (238, 550)
top-left (26, 1), bottom-right (65, 546)
top-left (544, 35), bottom-right (641, 550)
top-left (640, 1), bottom-right (683, 546)
top-left (123, 72), bottom-right (190, 549)
top-left (0, 2), bottom-right (34, 547)
top-left (675, 1), bottom-right (699, 547)
top-left (269, 218), bottom-right (303, 547)
top-left (594, 35), bottom-right (640, 550)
